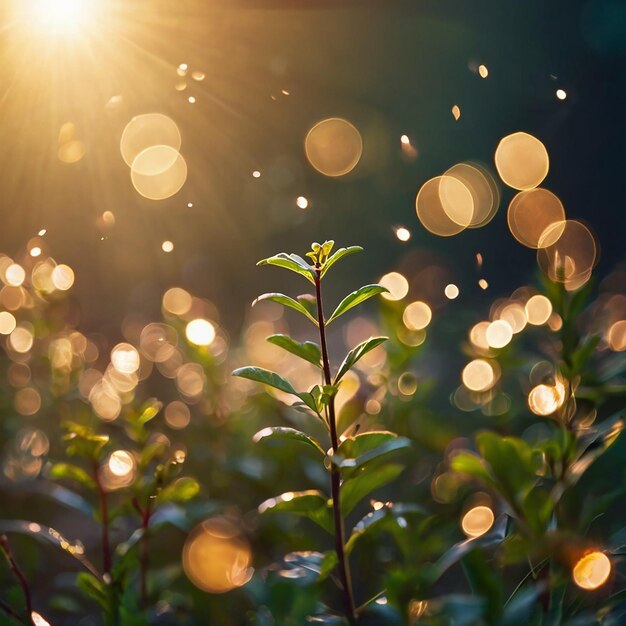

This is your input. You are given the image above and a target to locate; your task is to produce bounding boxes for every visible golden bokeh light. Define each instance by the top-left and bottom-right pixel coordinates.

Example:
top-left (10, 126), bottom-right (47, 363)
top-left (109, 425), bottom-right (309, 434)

top-left (528, 382), bottom-right (566, 416)
top-left (163, 287), bottom-right (193, 316)
top-left (108, 450), bottom-right (135, 478)
top-left (395, 226), bottom-right (411, 241)
top-left (183, 518), bottom-right (253, 593)
top-left (304, 118), bottom-right (363, 177)
top-left (445, 284), bottom-right (460, 299)
top-left (499, 303), bottom-right (527, 334)
top-left (120, 114), bottom-right (182, 168)
top-left (416, 175), bottom-right (474, 236)
top-left (51, 264), bottom-right (75, 291)
top-left (10, 326), bottom-right (34, 353)
top-left (572, 552), bottom-right (611, 591)
top-left (140, 323), bottom-right (178, 362)
top-left (186, 319), bottom-right (216, 346)
top-left (495, 132), bottom-right (549, 190)
top-left (462, 359), bottom-right (496, 392)
top-left (402, 301), bottom-right (432, 331)
top-left (111, 343), bottom-right (140, 374)
top-left (452, 105), bottom-right (461, 121)
top-left (443, 162), bottom-right (500, 228)
top-left (478, 64), bottom-right (489, 78)
top-left (5, 264), bottom-right (26, 287)
top-left (131, 146), bottom-right (188, 201)
top-left (525, 295), bottom-right (552, 325)
top-left (537, 220), bottom-right (597, 288)
top-left (14, 388), bottom-right (42, 416)
top-left (0, 311), bottom-right (17, 335)
top-left (461, 505), bottom-right (494, 538)
top-left (507, 188), bottom-right (566, 249)
top-left (379, 272), bottom-right (409, 301)
top-left (608, 320), bottom-right (626, 351)
top-left (165, 401), bottom-right (191, 429)
top-left (486, 320), bottom-right (513, 349)
top-left (89, 380), bottom-right (122, 421)
top-left (469, 321), bottom-right (490, 350)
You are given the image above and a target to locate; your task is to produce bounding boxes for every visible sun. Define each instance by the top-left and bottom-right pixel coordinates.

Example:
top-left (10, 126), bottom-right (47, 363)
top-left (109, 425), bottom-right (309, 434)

top-left (28, 0), bottom-right (99, 35)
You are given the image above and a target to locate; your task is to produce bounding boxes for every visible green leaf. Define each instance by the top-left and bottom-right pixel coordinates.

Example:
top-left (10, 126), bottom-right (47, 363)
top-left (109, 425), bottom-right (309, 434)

top-left (252, 293), bottom-right (318, 326)
top-left (334, 337), bottom-right (387, 383)
top-left (47, 463), bottom-right (96, 491)
top-left (257, 253), bottom-right (316, 284)
top-left (62, 422), bottom-right (109, 461)
top-left (340, 463), bottom-right (404, 516)
top-left (450, 452), bottom-right (497, 490)
top-left (258, 490), bottom-right (332, 534)
top-left (232, 366), bottom-right (319, 413)
top-left (157, 477), bottom-right (200, 504)
top-left (137, 398), bottom-right (162, 424)
top-left (253, 427), bottom-right (326, 457)
top-left (267, 334), bottom-right (322, 368)
top-left (345, 503), bottom-right (425, 554)
top-left (77, 572), bottom-right (108, 609)
top-left (326, 284), bottom-right (389, 325)
top-left (320, 246), bottom-right (363, 278)
top-left (339, 437), bottom-right (411, 477)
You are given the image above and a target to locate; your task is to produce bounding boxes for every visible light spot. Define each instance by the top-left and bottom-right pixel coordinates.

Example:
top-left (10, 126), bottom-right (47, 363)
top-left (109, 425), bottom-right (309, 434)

top-left (495, 132), bottom-right (549, 190)
top-left (572, 552), bottom-right (611, 590)
top-left (304, 118), bottom-right (363, 177)
top-left (186, 319), bottom-right (216, 346)
top-left (379, 272), bottom-right (409, 301)
top-left (445, 284), bottom-right (460, 299)
top-left (462, 359), bottom-right (496, 392)
top-left (461, 505), bottom-right (494, 537)
top-left (162, 240), bottom-right (174, 253)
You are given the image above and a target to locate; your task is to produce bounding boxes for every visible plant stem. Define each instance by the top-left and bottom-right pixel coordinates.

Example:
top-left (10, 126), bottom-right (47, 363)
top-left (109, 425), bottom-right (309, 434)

top-left (0, 535), bottom-right (35, 626)
top-left (314, 271), bottom-right (357, 626)
top-left (132, 496), bottom-right (153, 607)
top-left (93, 463), bottom-right (112, 574)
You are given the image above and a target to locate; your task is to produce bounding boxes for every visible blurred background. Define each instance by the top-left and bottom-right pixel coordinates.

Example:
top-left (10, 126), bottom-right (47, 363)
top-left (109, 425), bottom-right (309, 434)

top-left (1, 0), bottom-right (626, 624)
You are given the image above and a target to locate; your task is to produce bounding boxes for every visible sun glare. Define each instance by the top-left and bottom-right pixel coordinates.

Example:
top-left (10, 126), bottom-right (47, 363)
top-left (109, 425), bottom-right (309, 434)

top-left (28, 0), bottom-right (98, 34)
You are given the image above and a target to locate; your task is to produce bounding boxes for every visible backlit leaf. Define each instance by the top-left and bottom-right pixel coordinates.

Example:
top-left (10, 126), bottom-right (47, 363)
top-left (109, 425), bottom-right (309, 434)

top-left (327, 285), bottom-right (389, 325)
top-left (267, 334), bottom-right (321, 368)
top-left (253, 293), bottom-right (318, 326)
top-left (334, 337), bottom-right (387, 383)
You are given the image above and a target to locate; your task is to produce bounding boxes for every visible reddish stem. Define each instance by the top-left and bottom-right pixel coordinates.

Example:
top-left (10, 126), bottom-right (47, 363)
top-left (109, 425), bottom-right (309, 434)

top-left (0, 535), bottom-right (35, 626)
top-left (314, 271), bottom-right (357, 626)
top-left (93, 463), bottom-right (112, 574)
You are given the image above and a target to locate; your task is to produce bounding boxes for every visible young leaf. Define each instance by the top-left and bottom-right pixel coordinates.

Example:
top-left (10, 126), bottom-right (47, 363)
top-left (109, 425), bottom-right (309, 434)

top-left (267, 334), bottom-right (322, 368)
top-left (257, 253), bottom-right (315, 284)
top-left (320, 246), bottom-right (363, 278)
top-left (253, 426), bottom-right (326, 457)
top-left (340, 463), bottom-right (404, 516)
top-left (233, 366), bottom-right (319, 413)
top-left (326, 284), bottom-right (389, 325)
top-left (253, 293), bottom-right (318, 326)
top-left (258, 490), bottom-right (333, 534)
top-left (233, 366), bottom-right (300, 397)
top-left (77, 572), bottom-right (109, 609)
top-left (137, 398), bottom-right (162, 424)
top-left (48, 463), bottom-right (97, 491)
top-left (334, 337), bottom-right (388, 383)
top-left (157, 477), bottom-right (200, 504)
